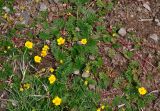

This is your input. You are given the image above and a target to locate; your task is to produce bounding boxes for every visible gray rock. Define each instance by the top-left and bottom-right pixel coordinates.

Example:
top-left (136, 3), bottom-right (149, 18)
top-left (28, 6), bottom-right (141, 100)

top-left (21, 11), bottom-right (30, 24)
top-left (149, 34), bottom-right (159, 42)
top-left (155, 19), bottom-right (160, 26)
top-left (11, 100), bottom-right (18, 107)
top-left (89, 55), bottom-right (95, 60)
top-left (2, 6), bottom-right (10, 12)
top-left (73, 70), bottom-right (80, 75)
top-left (104, 47), bottom-right (110, 53)
top-left (82, 72), bottom-right (90, 78)
top-left (40, 3), bottom-right (47, 11)
top-left (75, 27), bottom-right (80, 32)
top-left (143, 3), bottom-right (151, 11)
top-left (118, 28), bottom-right (127, 36)
top-left (89, 84), bottom-right (96, 90)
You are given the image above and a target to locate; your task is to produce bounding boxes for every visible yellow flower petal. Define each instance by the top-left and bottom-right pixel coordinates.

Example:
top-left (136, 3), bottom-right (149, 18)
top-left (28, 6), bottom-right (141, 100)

top-left (42, 45), bottom-right (49, 51)
top-left (138, 87), bottom-right (147, 95)
top-left (60, 60), bottom-right (63, 64)
top-left (48, 75), bottom-right (56, 84)
top-left (20, 87), bottom-right (24, 92)
top-left (84, 80), bottom-right (88, 85)
top-left (25, 41), bottom-right (33, 49)
top-left (49, 68), bottom-right (54, 73)
top-left (80, 39), bottom-right (87, 45)
top-left (34, 56), bottom-right (42, 63)
top-left (52, 96), bottom-right (62, 106)
top-left (101, 105), bottom-right (105, 109)
top-left (57, 37), bottom-right (65, 45)
top-left (41, 50), bottom-right (47, 57)
top-left (97, 108), bottom-right (101, 111)
top-left (23, 83), bottom-right (30, 89)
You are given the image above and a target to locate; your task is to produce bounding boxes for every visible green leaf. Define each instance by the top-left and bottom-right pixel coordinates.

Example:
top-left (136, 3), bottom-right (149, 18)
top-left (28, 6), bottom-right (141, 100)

top-left (98, 72), bottom-right (109, 89)
top-left (53, 18), bottom-right (65, 29)
top-left (96, 0), bottom-right (105, 8)
top-left (39, 32), bottom-right (50, 40)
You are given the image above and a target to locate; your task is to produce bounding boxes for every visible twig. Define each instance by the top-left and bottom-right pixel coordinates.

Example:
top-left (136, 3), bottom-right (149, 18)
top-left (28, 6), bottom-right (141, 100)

top-left (138, 19), bottom-right (153, 22)
top-left (148, 90), bottom-right (159, 94)
top-left (118, 104), bottom-right (125, 108)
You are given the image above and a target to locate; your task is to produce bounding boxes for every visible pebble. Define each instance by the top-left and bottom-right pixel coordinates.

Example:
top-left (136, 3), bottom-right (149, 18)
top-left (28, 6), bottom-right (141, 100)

top-left (75, 27), bottom-right (80, 32)
top-left (40, 3), bottom-right (47, 11)
top-left (118, 28), bottom-right (127, 36)
top-left (89, 55), bottom-right (95, 60)
top-left (155, 19), bottom-right (160, 26)
top-left (149, 34), bottom-right (159, 42)
top-left (89, 84), bottom-right (96, 90)
top-left (82, 72), bottom-right (90, 78)
top-left (2, 6), bottom-right (10, 12)
top-left (21, 11), bottom-right (30, 24)
top-left (73, 70), bottom-right (80, 75)
top-left (143, 3), bottom-right (151, 11)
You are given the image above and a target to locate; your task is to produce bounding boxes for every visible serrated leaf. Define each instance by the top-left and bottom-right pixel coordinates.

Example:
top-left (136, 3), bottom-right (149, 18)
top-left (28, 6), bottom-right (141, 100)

top-left (39, 32), bottom-right (50, 40)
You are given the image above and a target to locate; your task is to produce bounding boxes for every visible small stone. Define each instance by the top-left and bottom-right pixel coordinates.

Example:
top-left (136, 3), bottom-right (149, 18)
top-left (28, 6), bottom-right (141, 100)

top-left (104, 47), bottom-right (110, 54)
top-left (155, 19), bottom-right (160, 26)
top-left (11, 100), bottom-right (18, 107)
top-left (118, 28), bottom-right (127, 36)
top-left (3, 6), bottom-right (10, 12)
top-left (149, 34), bottom-right (159, 42)
top-left (21, 11), bottom-right (30, 24)
top-left (73, 70), bottom-right (80, 75)
top-left (75, 27), bottom-right (80, 32)
top-left (89, 84), bottom-right (96, 90)
top-left (89, 55), bottom-right (95, 60)
top-left (157, 22), bottom-right (160, 26)
top-left (82, 72), bottom-right (90, 78)
top-left (40, 3), bottom-right (47, 11)
top-left (155, 19), bottom-right (159, 23)
top-left (1, 101), bottom-right (7, 108)
top-left (143, 3), bottom-right (151, 11)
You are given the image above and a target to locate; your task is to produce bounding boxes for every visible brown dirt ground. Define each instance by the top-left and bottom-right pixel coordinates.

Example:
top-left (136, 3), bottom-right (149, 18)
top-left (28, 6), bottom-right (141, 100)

top-left (101, 0), bottom-right (160, 110)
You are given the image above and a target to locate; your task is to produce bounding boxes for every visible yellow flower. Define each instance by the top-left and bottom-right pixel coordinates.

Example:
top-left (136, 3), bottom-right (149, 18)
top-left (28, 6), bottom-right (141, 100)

top-left (52, 96), bottom-right (62, 106)
top-left (49, 68), bottom-right (54, 73)
top-left (84, 80), bottom-right (88, 85)
top-left (25, 41), bottom-right (33, 49)
top-left (42, 45), bottom-right (49, 51)
top-left (101, 105), bottom-right (105, 109)
top-left (48, 74), bottom-right (56, 84)
top-left (20, 87), bottom-right (24, 92)
top-left (97, 108), bottom-right (101, 111)
top-left (138, 87), bottom-right (147, 95)
top-left (2, 13), bottom-right (8, 19)
top-left (41, 68), bottom-right (46, 72)
top-left (86, 70), bottom-right (90, 73)
top-left (7, 46), bottom-right (11, 49)
top-left (67, 12), bottom-right (72, 16)
top-left (41, 50), bottom-right (47, 57)
top-left (34, 55), bottom-right (42, 63)
top-left (57, 37), bottom-right (65, 45)
top-left (60, 60), bottom-right (63, 64)
top-left (23, 83), bottom-right (30, 89)
top-left (112, 33), bottom-right (117, 37)
top-left (80, 39), bottom-right (87, 45)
